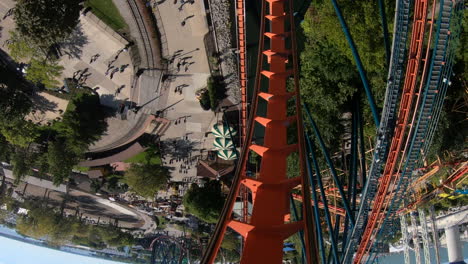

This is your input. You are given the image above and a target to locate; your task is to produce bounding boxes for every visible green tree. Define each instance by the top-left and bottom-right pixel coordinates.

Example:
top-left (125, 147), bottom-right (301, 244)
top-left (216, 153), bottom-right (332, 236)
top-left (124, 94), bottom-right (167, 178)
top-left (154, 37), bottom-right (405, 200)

top-left (124, 163), bottom-right (170, 198)
top-left (13, 0), bottom-right (82, 49)
top-left (16, 206), bottom-right (56, 239)
top-left (7, 30), bottom-right (39, 61)
top-left (90, 178), bottom-right (102, 193)
top-left (183, 181), bottom-right (225, 223)
top-left (25, 57), bottom-right (64, 88)
top-left (55, 92), bottom-right (107, 153)
top-left (47, 139), bottom-right (78, 185)
top-left (207, 77), bottom-right (218, 110)
top-left (298, 0), bottom-right (394, 147)
top-left (10, 147), bottom-right (32, 183)
top-left (0, 135), bottom-right (14, 163)
top-left (0, 119), bottom-right (39, 147)
top-left (0, 65), bottom-right (33, 122)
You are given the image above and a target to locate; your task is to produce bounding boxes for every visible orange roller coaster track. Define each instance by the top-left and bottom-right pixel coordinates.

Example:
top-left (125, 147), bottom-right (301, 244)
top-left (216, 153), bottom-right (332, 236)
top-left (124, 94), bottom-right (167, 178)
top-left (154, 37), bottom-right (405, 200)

top-left (354, 0), bottom-right (430, 262)
top-left (200, 0), bottom-right (318, 263)
top-left (235, 0), bottom-right (249, 224)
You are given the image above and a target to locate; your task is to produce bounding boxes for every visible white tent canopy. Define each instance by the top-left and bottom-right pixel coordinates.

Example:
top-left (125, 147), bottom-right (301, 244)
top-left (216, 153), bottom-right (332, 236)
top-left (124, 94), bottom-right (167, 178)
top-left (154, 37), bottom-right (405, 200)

top-left (213, 138), bottom-right (234, 151)
top-left (211, 124), bottom-right (237, 138)
top-left (217, 150), bottom-right (238, 160)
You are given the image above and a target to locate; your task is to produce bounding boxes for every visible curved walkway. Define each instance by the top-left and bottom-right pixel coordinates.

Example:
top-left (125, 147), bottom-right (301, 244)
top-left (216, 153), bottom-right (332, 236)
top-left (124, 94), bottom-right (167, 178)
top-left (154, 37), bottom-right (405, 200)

top-left (89, 0), bottom-right (165, 153)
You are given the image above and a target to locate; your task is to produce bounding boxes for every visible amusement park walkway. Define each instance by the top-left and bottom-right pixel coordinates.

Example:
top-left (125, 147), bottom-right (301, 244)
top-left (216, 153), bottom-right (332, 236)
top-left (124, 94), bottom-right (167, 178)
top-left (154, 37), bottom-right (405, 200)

top-left (149, 0), bottom-right (219, 182)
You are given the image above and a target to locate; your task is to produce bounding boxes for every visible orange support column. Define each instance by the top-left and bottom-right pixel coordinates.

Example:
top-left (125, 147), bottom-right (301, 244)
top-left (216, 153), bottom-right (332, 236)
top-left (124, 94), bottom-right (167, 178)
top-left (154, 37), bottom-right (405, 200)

top-left (200, 0), bottom-right (318, 263)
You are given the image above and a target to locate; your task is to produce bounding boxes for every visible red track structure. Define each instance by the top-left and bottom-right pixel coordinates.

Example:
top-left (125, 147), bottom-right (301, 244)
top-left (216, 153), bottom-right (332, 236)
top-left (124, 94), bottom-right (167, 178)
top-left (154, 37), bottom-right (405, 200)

top-left (200, 0), bottom-right (318, 263)
top-left (398, 162), bottom-right (468, 214)
top-left (292, 193), bottom-right (346, 217)
top-left (235, 0), bottom-right (247, 147)
top-left (354, 0), bottom-right (429, 262)
top-left (235, 0), bottom-right (249, 223)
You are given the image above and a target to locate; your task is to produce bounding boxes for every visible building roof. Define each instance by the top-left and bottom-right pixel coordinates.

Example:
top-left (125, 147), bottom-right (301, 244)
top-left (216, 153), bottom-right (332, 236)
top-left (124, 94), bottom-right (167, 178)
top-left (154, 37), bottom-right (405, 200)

top-left (2, 168), bottom-right (67, 193)
top-left (196, 160), bottom-right (234, 179)
top-left (87, 170), bottom-right (103, 179)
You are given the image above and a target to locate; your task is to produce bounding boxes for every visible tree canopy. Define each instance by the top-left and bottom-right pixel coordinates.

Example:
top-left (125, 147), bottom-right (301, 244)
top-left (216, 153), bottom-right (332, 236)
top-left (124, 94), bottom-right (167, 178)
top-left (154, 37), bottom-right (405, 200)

top-left (0, 85), bottom-right (107, 185)
top-left (16, 202), bottom-right (134, 247)
top-left (25, 57), bottom-right (64, 88)
top-left (183, 181), bottom-right (225, 223)
top-left (0, 65), bottom-right (33, 122)
top-left (124, 163), bottom-right (170, 198)
top-left (54, 91), bottom-right (107, 153)
top-left (299, 0), bottom-right (393, 146)
top-left (47, 139), bottom-right (79, 185)
top-left (13, 0), bottom-right (82, 48)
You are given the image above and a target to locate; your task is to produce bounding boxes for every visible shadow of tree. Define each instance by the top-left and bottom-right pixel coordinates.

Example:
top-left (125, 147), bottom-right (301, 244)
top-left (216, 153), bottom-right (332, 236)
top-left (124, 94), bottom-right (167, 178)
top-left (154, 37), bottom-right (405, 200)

top-left (161, 137), bottom-right (199, 159)
top-left (31, 92), bottom-right (59, 113)
top-left (59, 23), bottom-right (88, 60)
top-left (99, 93), bottom-right (125, 112)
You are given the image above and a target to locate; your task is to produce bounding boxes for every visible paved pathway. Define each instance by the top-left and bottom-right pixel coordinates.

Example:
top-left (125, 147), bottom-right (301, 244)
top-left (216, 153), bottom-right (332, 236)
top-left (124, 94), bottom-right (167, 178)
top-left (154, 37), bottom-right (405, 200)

top-left (150, 0), bottom-right (221, 182)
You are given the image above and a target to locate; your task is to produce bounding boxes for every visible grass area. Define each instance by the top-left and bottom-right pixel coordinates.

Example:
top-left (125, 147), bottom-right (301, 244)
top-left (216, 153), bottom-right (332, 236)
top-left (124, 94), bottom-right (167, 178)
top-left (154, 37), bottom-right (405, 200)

top-left (85, 0), bottom-right (128, 32)
top-left (156, 216), bottom-right (167, 229)
top-left (124, 150), bottom-right (161, 165)
top-left (73, 165), bottom-right (90, 173)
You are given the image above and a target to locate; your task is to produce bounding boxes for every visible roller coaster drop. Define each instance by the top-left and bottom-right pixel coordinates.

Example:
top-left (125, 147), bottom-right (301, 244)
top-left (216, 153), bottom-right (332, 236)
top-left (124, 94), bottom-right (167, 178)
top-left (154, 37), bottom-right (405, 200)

top-left (199, 0), bottom-right (465, 263)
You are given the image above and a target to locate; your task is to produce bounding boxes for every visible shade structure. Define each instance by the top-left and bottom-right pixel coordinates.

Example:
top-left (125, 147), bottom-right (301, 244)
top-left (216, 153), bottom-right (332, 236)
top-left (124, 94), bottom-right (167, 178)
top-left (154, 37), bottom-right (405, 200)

top-left (213, 138), bottom-right (234, 150)
top-left (217, 150), bottom-right (238, 160)
top-left (211, 124), bottom-right (237, 138)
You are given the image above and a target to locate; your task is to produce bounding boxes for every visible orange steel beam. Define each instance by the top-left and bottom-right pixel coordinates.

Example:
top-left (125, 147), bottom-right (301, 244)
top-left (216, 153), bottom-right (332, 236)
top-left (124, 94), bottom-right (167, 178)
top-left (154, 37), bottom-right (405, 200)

top-left (398, 162), bottom-right (468, 214)
top-left (200, 0), bottom-right (318, 263)
top-left (354, 0), bottom-right (429, 262)
top-left (410, 165), bottom-right (440, 188)
top-left (292, 193), bottom-right (346, 217)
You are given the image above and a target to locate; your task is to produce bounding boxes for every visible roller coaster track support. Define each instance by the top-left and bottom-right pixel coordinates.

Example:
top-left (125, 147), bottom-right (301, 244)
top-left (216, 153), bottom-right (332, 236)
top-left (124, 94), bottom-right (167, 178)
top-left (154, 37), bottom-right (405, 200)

top-left (329, 0), bottom-right (380, 127)
top-left (430, 206), bottom-right (441, 264)
top-left (377, 0), bottom-right (391, 65)
top-left (304, 103), bottom-right (355, 226)
top-left (200, 0), bottom-right (319, 262)
top-left (400, 215), bottom-right (411, 264)
top-left (418, 209), bottom-right (432, 264)
top-left (306, 132), bottom-right (340, 264)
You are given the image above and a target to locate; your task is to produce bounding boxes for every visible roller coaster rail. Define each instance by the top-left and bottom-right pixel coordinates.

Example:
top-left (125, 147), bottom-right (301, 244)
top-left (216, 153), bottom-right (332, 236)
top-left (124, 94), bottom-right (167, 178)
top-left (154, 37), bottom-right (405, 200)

top-left (419, 0), bottom-right (465, 164)
top-left (373, 0), bottom-right (463, 253)
top-left (200, 0), bottom-right (319, 262)
top-left (198, 0), bottom-right (465, 262)
top-left (343, 0), bottom-right (411, 260)
top-left (353, 0), bottom-right (430, 260)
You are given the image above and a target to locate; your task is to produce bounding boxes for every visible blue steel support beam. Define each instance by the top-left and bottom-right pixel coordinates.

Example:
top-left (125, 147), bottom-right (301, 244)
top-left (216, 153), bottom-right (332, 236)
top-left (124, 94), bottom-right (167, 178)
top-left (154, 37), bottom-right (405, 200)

top-left (351, 99), bottom-right (359, 212)
top-left (342, 98), bottom-right (359, 254)
top-left (306, 132), bottom-right (340, 264)
top-left (302, 152), bottom-right (326, 264)
top-left (378, 0), bottom-right (391, 65)
top-left (327, 215), bottom-right (342, 264)
top-left (358, 97), bottom-right (367, 187)
top-left (304, 103), bottom-right (355, 227)
top-left (329, 0), bottom-right (380, 127)
top-left (289, 196), bottom-right (308, 264)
